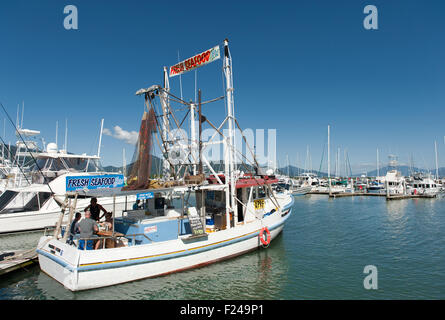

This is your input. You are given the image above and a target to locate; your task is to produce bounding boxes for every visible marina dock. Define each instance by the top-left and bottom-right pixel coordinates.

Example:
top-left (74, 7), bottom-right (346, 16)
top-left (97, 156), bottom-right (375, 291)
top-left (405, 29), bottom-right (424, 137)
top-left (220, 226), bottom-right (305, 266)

top-left (0, 249), bottom-right (38, 276)
top-left (308, 191), bottom-right (438, 200)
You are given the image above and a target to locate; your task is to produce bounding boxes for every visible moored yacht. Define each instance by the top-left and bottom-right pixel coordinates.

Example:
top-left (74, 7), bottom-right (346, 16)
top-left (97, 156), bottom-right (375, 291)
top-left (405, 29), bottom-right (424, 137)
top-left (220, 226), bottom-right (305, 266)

top-left (407, 173), bottom-right (440, 197)
top-left (0, 143), bottom-right (131, 234)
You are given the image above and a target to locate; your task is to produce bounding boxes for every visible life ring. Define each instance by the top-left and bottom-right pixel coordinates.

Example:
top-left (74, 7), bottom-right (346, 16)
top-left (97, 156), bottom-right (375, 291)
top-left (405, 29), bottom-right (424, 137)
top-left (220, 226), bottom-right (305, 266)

top-left (259, 227), bottom-right (271, 247)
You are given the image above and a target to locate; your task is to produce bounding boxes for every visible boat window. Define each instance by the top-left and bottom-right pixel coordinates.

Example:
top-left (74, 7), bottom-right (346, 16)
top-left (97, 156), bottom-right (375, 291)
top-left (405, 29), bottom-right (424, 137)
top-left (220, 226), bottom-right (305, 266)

top-left (258, 186), bottom-right (266, 198)
top-left (23, 192), bottom-right (52, 211)
top-left (215, 191), bottom-right (222, 202)
top-left (252, 187), bottom-right (257, 200)
top-left (0, 190), bottom-right (19, 212)
top-left (33, 158), bottom-right (66, 172)
top-left (86, 159), bottom-right (104, 172)
top-left (154, 197), bottom-right (165, 210)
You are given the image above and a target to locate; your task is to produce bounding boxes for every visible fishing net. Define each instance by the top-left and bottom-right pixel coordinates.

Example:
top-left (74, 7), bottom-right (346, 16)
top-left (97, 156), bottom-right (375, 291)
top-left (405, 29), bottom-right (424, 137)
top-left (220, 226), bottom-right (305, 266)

top-left (123, 107), bottom-right (157, 190)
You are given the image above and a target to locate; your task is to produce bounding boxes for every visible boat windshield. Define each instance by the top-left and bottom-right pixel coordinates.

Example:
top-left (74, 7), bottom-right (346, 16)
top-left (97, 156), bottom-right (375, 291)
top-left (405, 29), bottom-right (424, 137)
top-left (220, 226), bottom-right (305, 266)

top-left (0, 190), bottom-right (19, 212)
top-left (33, 157), bottom-right (103, 173)
top-left (0, 190), bottom-right (52, 213)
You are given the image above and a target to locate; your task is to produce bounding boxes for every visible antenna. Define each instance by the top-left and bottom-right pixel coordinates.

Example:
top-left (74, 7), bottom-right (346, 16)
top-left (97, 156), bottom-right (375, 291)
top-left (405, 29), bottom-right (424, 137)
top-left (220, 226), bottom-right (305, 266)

top-left (122, 147), bottom-right (126, 177)
top-left (64, 118), bottom-right (68, 151)
top-left (97, 118), bottom-right (104, 157)
top-left (16, 104), bottom-right (19, 129)
top-left (55, 121), bottom-right (58, 147)
top-left (21, 101), bottom-right (24, 128)
top-left (178, 50), bottom-right (183, 101)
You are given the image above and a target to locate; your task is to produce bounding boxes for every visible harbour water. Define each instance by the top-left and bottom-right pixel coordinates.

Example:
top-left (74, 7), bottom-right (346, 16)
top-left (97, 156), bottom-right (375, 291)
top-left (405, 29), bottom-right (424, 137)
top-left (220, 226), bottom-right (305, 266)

top-left (0, 194), bottom-right (444, 300)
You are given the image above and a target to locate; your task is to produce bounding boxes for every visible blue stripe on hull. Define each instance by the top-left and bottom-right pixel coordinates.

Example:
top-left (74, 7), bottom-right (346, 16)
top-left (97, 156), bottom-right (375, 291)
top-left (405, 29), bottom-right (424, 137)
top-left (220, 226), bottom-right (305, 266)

top-left (38, 202), bottom-right (294, 274)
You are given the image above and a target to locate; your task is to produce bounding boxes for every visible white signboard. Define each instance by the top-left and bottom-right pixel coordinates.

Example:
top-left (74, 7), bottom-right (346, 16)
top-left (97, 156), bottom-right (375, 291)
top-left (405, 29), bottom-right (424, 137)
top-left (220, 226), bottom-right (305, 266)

top-left (169, 45), bottom-right (220, 77)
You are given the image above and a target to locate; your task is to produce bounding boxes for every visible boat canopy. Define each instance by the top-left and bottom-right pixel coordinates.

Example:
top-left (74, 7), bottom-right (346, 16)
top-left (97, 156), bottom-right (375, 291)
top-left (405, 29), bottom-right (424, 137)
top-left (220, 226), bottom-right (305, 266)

top-left (66, 182), bottom-right (227, 198)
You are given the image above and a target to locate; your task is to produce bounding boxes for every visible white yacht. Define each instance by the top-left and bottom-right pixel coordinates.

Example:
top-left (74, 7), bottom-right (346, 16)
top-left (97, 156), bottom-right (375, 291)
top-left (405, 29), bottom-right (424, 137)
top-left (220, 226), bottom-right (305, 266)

top-left (407, 174), bottom-right (440, 197)
top-left (384, 170), bottom-right (406, 195)
top-left (297, 172), bottom-right (319, 192)
top-left (0, 143), bottom-right (132, 234)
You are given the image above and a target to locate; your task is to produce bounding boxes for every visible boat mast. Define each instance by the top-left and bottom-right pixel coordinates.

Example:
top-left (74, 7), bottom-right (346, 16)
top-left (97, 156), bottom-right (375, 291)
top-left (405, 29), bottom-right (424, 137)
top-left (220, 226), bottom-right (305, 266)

top-left (327, 125), bottom-right (331, 193)
top-left (434, 140), bottom-right (439, 179)
top-left (287, 154), bottom-right (290, 177)
top-left (190, 101), bottom-right (196, 175)
top-left (377, 148), bottom-right (379, 177)
top-left (55, 120), bottom-right (58, 147)
top-left (160, 67), bottom-right (171, 179)
top-left (97, 118), bottom-right (104, 157)
top-left (62, 118), bottom-right (68, 152)
top-left (223, 39), bottom-right (237, 228)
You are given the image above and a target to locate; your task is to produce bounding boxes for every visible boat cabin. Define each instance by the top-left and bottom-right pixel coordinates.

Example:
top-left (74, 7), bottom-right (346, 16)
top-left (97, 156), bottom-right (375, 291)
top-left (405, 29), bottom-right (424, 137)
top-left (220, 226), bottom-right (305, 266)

top-left (31, 152), bottom-right (103, 183)
top-left (67, 173), bottom-right (280, 250)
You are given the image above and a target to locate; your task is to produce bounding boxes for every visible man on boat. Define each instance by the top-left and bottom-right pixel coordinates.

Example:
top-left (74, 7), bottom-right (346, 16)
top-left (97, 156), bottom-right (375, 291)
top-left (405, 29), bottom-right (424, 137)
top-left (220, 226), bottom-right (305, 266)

top-left (85, 197), bottom-right (108, 221)
top-left (77, 209), bottom-right (99, 250)
top-left (68, 212), bottom-right (81, 245)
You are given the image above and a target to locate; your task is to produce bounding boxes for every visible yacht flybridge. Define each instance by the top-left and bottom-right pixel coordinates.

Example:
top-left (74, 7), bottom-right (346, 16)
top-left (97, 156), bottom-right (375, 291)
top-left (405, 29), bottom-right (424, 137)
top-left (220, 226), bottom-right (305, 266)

top-left (36, 39), bottom-right (294, 291)
top-left (0, 142), bottom-right (130, 234)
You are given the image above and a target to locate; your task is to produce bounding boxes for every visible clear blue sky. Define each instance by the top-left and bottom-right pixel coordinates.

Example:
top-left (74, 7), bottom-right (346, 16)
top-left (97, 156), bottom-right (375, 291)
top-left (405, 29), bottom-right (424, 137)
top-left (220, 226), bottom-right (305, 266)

top-left (1, 0), bottom-right (445, 174)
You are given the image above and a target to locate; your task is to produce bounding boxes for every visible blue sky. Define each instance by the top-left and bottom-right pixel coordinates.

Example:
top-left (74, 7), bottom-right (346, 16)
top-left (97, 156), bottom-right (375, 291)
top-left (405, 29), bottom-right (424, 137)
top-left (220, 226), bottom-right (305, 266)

top-left (1, 0), bottom-right (445, 174)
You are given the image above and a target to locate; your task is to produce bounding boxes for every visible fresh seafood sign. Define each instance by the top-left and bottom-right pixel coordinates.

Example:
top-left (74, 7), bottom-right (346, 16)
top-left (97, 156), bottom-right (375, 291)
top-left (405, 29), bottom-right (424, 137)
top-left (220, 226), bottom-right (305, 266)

top-left (169, 45), bottom-right (220, 77)
top-left (66, 174), bottom-right (124, 191)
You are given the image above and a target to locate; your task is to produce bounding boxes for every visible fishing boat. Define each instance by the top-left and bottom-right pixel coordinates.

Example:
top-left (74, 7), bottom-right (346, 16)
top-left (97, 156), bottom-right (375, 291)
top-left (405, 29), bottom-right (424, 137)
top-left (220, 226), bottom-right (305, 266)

top-left (36, 39), bottom-right (294, 291)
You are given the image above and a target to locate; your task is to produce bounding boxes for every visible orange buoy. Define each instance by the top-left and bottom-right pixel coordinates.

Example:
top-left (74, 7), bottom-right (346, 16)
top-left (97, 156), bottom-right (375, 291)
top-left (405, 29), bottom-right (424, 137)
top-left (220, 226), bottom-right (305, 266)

top-left (259, 227), bottom-right (271, 247)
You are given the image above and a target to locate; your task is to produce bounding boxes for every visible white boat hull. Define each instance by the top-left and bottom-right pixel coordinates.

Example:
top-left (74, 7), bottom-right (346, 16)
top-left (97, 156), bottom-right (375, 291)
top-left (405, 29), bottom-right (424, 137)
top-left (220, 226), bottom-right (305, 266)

top-left (37, 196), bottom-right (293, 291)
top-left (290, 186), bottom-right (312, 195)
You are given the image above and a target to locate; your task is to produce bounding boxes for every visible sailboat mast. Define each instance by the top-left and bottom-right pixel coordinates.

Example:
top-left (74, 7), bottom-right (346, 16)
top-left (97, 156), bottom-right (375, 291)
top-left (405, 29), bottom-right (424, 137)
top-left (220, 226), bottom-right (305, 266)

top-left (287, 154), bottom-right (290, 177)
top-left (64, 118), bottom-right (68, 152)
top-left (434, 140), bottom-right (439, 179)
top-left (55, 121), bottom-right (58, 147)
top-left (377, 148), bottom-right (379, 177)
top-left (97, 118), bottom-right (104, 157)
top-left (327, 125), bottom-right (330, 178)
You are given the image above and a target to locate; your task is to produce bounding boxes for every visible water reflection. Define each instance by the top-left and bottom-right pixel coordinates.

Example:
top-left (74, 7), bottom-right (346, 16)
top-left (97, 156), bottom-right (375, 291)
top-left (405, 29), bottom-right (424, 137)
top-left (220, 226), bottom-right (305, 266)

top-left (385, 200), bottom-right (408, 221)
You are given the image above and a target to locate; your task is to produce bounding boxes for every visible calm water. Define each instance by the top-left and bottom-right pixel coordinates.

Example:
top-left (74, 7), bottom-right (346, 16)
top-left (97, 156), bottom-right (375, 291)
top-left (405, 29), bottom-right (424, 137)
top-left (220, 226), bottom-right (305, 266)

top-left (1, 195), bottom-right (444, 299)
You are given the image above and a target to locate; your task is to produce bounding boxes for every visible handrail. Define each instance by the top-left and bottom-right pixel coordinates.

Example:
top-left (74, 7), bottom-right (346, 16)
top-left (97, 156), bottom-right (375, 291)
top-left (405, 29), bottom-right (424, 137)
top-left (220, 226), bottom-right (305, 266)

top-left (76, 233), bottom-right (154, 250)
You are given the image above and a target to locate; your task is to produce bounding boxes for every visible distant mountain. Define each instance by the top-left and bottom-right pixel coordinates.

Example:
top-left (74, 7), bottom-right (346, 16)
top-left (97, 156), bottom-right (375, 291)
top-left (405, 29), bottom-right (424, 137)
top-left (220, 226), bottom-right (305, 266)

top-left (276, 164), bottom-right (445, 178)
top-left (276, 165), bottom-right (327, 177)
top-left (363, 166), bottom-right (445, 178)
top-left (85, 156), bottom-right (445, 179)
